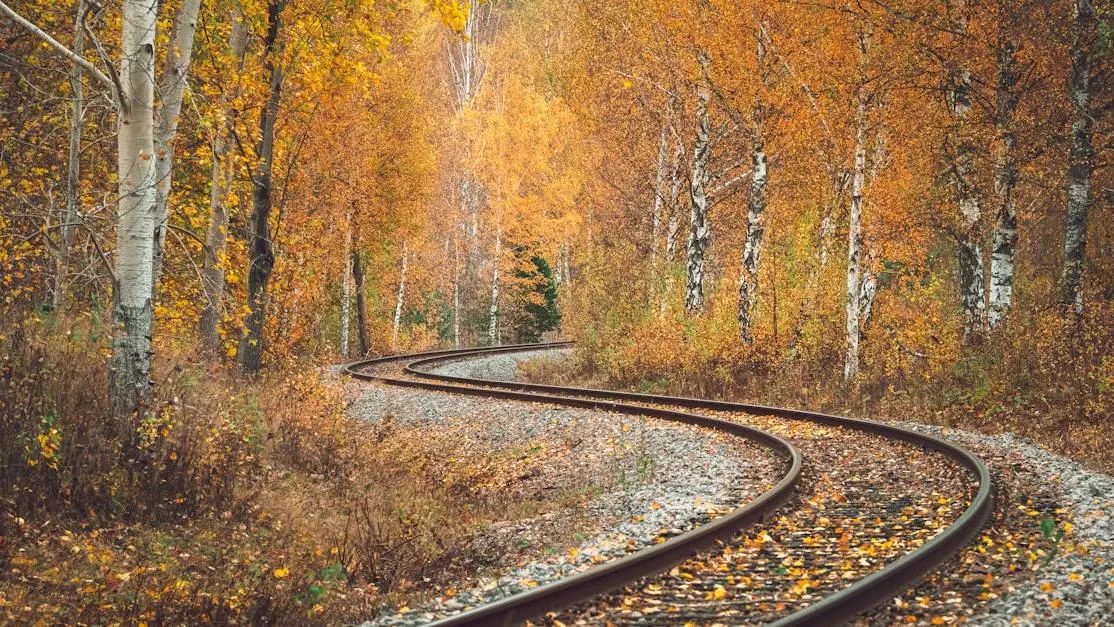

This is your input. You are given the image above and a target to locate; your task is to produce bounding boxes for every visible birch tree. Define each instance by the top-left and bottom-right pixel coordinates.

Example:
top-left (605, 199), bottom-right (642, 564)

top-left (392, 242), bottom-right (409, 349)
top-left (339, 205), bottom-right (353, 356)
top-left (151, 0), bottom-right (202, 294)
top-left (488, 222), bottom-right (502, 345)
top-left (0, 0), bottom-right (191, 417)
top-left (684, 51), bottom-right (712, 313)
top-left (737, 22), bottom-right (773, 343)
top-left (945, 1), bottom-right (986, 344)
top-left (845, 25), bottom-right (873, 382)
top-left (988, 1), bottom-right (1020, 328)
top-left (1060, 0), bottom-right (1097, 315)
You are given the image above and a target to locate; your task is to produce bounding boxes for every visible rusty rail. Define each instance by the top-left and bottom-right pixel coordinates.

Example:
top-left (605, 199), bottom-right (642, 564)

top-left (346, 343), bottom-right (992, 626)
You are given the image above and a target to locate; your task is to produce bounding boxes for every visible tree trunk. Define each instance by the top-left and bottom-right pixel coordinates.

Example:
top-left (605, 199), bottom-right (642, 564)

top-left (199, 9), bottom-right (248, 354)
top-left (1061, 0), bottom-right (1095, 315)
top-left (650, 107), bottom-right (672, 276)
top-left (109, 0), bottom-right (159, 418)
top-left (339, 206), bottom-right (353, 356)
top-left (392, 242), bottom-right (409, 350)
top-left (946, 3), bottom-right (986, 344)
top-left (988, 13), bottom-right (1019, 328)
top-left (844, 29), bottom-right (871, 382)
top-left (54, 0), bottom-right (85, 311)
top-left (738, 23), bottom-right (771, 342)
top-left (151, 0), bottom-right (202, 294)
top-left (452, 238), bottom-right (461, 348)
top-left (684, 57), bottom-right (711, 313)
top-left (737, 139), bottom-right (767, 341)
top-left (352, 246), bottom-right (369, 356)
top-left (487, 223), bottom-right (502, 345)
top-left (239, 0), bottom-right (287, 373)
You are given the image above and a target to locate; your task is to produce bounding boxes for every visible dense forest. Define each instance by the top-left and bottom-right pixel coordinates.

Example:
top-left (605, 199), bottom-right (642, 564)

top-left (0, 0), bottom-right (1111, 622)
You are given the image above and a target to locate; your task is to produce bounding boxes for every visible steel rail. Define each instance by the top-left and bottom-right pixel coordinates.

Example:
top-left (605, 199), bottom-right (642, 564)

top-left (401, 342), bottom-right (994, 626)
top-left (344, 343), bottom-right (803, 626)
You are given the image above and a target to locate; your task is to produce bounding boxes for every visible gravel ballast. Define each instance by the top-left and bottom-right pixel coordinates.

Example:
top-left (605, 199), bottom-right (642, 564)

top-left (349, 351), bottom-right (781, 626)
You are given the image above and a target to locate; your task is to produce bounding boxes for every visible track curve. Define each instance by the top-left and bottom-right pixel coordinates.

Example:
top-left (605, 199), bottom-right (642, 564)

top-left (346, 343), bottom-right (993, 626)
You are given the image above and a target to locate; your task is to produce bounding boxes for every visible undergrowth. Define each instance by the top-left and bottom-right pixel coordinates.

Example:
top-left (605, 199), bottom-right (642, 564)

top-left (0, 314), bottom-right (575, 624)
top-left (520, 306), bottom-right (1114, 474)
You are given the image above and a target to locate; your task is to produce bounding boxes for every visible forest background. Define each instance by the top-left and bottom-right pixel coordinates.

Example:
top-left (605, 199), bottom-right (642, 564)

top-left (0, 0), bottom-right (1111, 622)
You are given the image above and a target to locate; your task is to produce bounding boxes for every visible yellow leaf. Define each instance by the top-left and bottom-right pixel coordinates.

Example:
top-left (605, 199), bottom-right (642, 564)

top-left (273, 567), bottom-right (289, 578)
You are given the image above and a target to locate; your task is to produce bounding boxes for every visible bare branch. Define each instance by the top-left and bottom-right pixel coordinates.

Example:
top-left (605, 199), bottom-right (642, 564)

top-left (0, 0), bottom-right (114, 93)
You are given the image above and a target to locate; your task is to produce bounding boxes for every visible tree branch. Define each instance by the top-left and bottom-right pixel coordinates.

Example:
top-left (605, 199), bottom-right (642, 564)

top-left (0, 0), bottom-right (114, 93)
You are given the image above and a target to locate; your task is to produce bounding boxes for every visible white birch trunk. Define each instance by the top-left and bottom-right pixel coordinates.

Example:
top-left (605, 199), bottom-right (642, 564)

top-left (738, 24), bottom-right (771, 342)
top-left (340, 206), bottom-right (352, 356)
top-left (151, 0), bottom-right (202, 293)
top-left (946, 2), bottom-right (986, 343)
top-left (988, 17), bottom-right (1019, 328)
top-left (111, 0), bottom-right (159, 416)
top-left (1061, 0), bottom-right (1096, 315)
top-left (488, 223), bottom-right (502, 345)
top-left (650, 111), bottom-right (671, 275)
top-left (738, 141), bottom-right (767, 341)
top-left (452, 239), bottom-right (461, 348)
top-left (54, 0), bottom-right (85, 311)
top-left (392, 242), bottom-right (409, 350)
top-left (844, 29), bottom-right (871, 382)
top-left (844, 105), bottom-right (868, 381)
top-left (684, 59), bottom-right (712, 313)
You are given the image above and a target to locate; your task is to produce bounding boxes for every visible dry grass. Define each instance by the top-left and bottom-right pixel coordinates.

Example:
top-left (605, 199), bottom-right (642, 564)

top-left (0, 316), bottom-right (602, 624)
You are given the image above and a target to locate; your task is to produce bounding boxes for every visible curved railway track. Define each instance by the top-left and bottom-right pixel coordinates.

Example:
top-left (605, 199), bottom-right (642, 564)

top-left (345, 343), bottom-right (993, 626)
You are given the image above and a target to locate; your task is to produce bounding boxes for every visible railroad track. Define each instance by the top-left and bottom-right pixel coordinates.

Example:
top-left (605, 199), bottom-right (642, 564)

top-left (345, 343), bottom-right (993, 626)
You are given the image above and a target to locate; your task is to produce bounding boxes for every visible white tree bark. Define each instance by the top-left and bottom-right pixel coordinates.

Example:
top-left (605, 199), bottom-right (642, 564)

top-left (54, 0), bottom-right (86, 311)
top-left (738, 23), bottom-right (772, 343)
top-left (946, 2), bottom-right (986, 343)
top-left (340, 206), bottom-right (353, 356)
top-left (988, 13), bottom-right (1019, 328)
top-left (1061, 0), bottom-right (1095, 315)
top-left (111, 0), bottom-right (160, 416)
top-left (151, 0), bottom-right (202, 293)
top-left (487, 222), bottom-right (502, 345)
top-left (452, 238), bottom-right (461, 348)
top-left (737, 141), bottom-right (767, 341)
top-left (684, 56), bottom-right (712, 313)
top-left (392, 242), bottom-right (409, 349)
top-left (650, 106), bottom-right (673, 275)
top-left (844, 29), bottom-right (871, 382)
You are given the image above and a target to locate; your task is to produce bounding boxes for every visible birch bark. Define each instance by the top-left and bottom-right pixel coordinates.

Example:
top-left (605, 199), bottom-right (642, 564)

top-left (1061, 0), bottom-right (1096, 315)
top-left (988, 11), bottom-right (1019, 328)
top-left (111, 0), bottom-right (159, 416)
top-left (650, 106), bottom-right (672, 275)
top-left (392, 243), bottom-right (409, 350)
top-left (738, 23), bottom-right (771, 343)
top-left (151, 0), bottom-right (202, 294)
top-left (946, 2), bottom-right (986, 344)
top-left (340, 206), bottom-right (353, 356)
top-left (844, 28), bottom-right (871, 382)
top-left (684, 54), bottom-right (712, 313)
top-left (487, 223), bottom-right (502, 345)
top-left (452, 238), bottom-right (461, 348)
